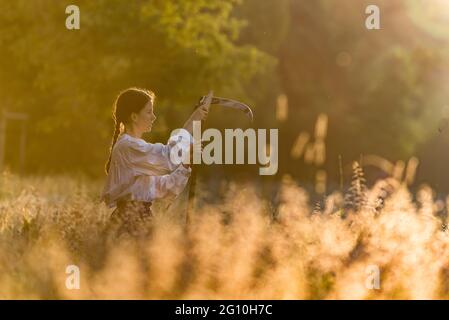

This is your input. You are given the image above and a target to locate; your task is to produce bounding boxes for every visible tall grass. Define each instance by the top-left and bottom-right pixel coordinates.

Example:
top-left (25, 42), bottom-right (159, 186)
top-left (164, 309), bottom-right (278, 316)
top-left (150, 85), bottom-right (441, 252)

top-left (0, 169), bottom-right (448, 299)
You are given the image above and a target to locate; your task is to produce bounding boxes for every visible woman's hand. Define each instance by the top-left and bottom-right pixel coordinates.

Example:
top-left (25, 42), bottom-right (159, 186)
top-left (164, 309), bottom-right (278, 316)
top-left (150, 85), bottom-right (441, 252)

top-left (183, 91), bottom-right (213, 135)
top-left (190, 99), bottom-right (210, 122)
top-left (181, 142), bottom-right (194, 169)
top-left (182, 162), bottom-right (191, 169)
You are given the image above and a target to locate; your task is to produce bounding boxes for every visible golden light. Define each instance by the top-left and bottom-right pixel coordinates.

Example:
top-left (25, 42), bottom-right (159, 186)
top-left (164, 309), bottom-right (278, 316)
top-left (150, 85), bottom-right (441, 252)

top-left (406, 0), bottom-right (449, 39)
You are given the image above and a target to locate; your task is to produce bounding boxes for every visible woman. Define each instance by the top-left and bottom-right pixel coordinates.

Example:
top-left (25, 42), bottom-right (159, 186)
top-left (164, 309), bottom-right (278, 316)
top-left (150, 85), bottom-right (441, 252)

top-left (101, 87), bottom-right (209, 238)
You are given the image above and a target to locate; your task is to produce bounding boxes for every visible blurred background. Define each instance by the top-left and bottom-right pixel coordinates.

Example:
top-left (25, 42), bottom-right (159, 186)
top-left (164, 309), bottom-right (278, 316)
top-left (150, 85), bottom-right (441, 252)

top-left (1, 0), bottom-right (449, 194)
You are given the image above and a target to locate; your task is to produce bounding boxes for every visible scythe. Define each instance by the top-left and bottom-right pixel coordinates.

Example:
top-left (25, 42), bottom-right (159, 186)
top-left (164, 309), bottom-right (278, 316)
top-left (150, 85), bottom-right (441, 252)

top-left (185, 92), bottom-right (254, 224)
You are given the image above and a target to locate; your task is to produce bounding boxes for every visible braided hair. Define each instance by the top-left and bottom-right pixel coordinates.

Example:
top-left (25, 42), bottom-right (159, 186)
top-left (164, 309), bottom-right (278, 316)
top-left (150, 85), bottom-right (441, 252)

top-left (105, 87), bottom-right (155, 174)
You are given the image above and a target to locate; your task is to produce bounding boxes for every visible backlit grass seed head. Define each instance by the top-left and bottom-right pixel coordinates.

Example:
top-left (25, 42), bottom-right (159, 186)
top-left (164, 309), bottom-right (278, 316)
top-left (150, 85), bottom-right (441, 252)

top-left (1, 173), bottom-right (449, 299)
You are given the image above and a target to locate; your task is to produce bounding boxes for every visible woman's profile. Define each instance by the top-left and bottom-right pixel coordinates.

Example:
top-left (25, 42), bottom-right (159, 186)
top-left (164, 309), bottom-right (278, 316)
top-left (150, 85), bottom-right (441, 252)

top-left (101, 87), bottom-right (209, 238)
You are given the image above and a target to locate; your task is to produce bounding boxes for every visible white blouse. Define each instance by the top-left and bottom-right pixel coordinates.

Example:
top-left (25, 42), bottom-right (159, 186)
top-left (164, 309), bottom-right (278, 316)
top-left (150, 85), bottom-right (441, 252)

top-left (101, 130), bottom-right (193, 208)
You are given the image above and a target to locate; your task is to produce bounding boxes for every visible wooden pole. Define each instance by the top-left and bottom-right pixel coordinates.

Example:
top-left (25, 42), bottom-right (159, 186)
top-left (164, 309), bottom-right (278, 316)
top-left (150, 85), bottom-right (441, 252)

top-left (0, 109), bottom-right (6, 174)
top-left (186, 107), bottom-right (202, 225)
top-left (19, 120), bottom-right (27, 175)
top-left (186, 91), bottom-right (213, 225)
top-left (0, 110), bottom-right (28, 174)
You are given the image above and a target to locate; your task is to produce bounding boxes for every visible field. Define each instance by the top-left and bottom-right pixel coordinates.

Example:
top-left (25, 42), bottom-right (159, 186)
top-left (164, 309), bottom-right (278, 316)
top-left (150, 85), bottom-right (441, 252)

top-left (0, 167), bottom-right (448, 300)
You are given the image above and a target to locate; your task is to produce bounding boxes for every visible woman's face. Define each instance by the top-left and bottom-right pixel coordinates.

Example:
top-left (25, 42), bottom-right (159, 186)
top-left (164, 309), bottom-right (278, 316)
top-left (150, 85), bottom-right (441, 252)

top-left (132, 99), bottom-right (156, 133)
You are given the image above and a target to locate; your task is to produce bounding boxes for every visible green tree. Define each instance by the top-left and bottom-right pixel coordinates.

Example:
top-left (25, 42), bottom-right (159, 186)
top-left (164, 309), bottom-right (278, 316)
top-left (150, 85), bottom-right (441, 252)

top-left (278, 0), bottom-right (449, 183)
top-left (0, 0), bottom-right (273, 176)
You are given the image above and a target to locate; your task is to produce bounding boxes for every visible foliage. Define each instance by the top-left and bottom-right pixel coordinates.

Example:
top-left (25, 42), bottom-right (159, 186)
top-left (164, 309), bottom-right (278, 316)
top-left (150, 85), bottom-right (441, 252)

top-left (0, 0), bottom-right (275, 175)
top-left (278, 0), bottom-right (449, 183)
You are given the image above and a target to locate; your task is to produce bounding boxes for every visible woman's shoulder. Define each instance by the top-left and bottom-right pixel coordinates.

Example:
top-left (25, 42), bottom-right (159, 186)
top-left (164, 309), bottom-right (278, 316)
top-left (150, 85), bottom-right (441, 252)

top-left (114, 134), bottom-right (164, 154)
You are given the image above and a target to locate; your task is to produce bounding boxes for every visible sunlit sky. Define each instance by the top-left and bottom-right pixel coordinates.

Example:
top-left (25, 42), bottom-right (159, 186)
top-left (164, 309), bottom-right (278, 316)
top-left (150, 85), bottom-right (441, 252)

top-left (407, 0), bottom-right (449, 39)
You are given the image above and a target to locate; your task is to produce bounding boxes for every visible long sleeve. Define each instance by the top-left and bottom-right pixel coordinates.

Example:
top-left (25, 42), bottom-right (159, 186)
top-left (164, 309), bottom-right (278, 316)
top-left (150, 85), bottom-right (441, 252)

top-left (101, 129), bottom-right (193, 208)
top-left (131, 164), bottom-right (192, 201)
top-left (125, 128), bottom-right (193, 176)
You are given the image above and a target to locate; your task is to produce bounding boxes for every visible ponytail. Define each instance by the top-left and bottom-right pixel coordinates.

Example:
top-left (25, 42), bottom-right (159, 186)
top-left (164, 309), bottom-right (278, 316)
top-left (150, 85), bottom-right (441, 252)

top-left (104, 121), bottom-right (121, 175)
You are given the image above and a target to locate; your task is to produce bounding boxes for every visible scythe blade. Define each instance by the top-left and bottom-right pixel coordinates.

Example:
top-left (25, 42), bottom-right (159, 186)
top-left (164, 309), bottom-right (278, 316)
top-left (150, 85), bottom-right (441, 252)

top-left (198, 95), bottom-right (254, 122)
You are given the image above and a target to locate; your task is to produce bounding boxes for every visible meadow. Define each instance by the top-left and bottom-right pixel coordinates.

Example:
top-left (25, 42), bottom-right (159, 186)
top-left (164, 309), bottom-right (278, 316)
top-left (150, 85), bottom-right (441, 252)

top-left (0, 164), bottom-right (448, 300)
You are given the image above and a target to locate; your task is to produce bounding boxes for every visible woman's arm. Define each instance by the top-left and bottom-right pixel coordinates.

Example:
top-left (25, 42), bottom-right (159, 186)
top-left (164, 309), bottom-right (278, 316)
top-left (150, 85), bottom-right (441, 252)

top-left (124, 95), bottom-right (211, 174)
top-left (182, 96), bottom-right (212, 136)
top-left (130, 164), bottom-right (192, 202)
top-left (181, 95), bottom-right (211, 168)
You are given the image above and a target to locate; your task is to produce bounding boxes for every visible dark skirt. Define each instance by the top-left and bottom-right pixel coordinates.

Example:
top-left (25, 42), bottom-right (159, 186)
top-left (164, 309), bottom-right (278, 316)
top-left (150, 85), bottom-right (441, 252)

top-left (105, 199), bottom-right (153, 239)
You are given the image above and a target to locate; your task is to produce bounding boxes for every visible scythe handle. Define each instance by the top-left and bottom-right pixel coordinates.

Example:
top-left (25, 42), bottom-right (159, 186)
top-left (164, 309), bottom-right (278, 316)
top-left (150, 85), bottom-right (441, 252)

top-left (186, 102), bottom-right (204, 225)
